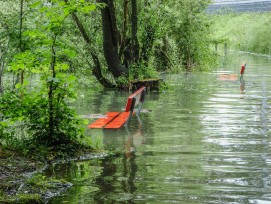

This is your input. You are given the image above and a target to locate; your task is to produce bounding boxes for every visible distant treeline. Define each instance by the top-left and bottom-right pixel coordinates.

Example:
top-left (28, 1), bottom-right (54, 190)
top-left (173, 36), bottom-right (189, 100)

top-left (211, 12), bottom-right (271, 55)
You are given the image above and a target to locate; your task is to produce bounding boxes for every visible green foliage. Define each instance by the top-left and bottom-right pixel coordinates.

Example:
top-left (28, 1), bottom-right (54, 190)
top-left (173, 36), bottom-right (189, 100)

top-left (171, 0), bottom-right (216, 70)
top-left (128, 63), bottom-right (158, 81)
top-left (0, 0), bottom-right (97, 156)
top-left (137, 0), bottom-right (216, 71)
top-left (0, 76), bottom-right (86, 153)
top-left (211, 12), bottom-right (271, 55)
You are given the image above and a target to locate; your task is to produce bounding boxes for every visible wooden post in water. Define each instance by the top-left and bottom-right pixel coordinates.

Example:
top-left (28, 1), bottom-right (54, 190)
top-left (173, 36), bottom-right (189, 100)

top-left (240, 63), bottom-right (246, 84)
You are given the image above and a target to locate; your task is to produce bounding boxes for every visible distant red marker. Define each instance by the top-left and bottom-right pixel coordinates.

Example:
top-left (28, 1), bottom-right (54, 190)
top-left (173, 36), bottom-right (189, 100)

top-left (240, 63), bottom-right (246, 75)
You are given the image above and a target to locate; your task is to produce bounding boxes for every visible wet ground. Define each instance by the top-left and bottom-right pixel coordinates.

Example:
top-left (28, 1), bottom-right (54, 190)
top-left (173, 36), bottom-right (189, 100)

top-left (0, 148), bottom-right (42, 200)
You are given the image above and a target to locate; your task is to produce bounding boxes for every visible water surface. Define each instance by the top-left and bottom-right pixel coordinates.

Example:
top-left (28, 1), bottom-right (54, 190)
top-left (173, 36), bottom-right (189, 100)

top-left (47, 52), bottom-right (271, 204)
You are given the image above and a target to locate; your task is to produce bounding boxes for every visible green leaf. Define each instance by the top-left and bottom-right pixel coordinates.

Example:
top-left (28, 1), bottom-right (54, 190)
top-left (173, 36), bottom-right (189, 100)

top-left (66, 75), bottom-right (76, 82)
top-left (59, 1), bottom-right (66, 7)
top-left (45, 11), bottom-right (54, 17)
top-left (40, 7), bottom-right (48, 12)
top-left (87, 4), bottom-right (96, 11)
top-left (61, 63), bottom-right (69, 71)
top-left (63, 49), bottom-right (76, 58)
top-left (15, 83), bottom-right (22, 89)
top-left (83, 119), bottom-right (88, 125)
top-left (17, 116), bottom-right (24, 121)
top-left (63, 7), bottom-right (71, 16)
top-left (80, 4), bottom-right (96, 13)
top-left (23, 30), bottom-right (46, 39)
top-left (29, 1), bottom-right (41, 8)
top-left (0, 121), bottom-right (8, 127)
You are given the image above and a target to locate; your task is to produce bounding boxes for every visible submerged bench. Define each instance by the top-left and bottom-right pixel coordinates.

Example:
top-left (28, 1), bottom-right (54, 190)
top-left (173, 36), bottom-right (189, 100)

top-left (88, 87), bottom-right (146, 129)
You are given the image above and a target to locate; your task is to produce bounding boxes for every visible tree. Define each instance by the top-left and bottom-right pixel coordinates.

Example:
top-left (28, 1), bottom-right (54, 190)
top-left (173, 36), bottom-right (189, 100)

top-left (98, 0), bottom-right (127, 78)
top-left (0, 0), bottom-right (96, 153)
top-left (152, 0), bottom-right (214, 71)
top-left (67, 0), bottom-right (158, 87)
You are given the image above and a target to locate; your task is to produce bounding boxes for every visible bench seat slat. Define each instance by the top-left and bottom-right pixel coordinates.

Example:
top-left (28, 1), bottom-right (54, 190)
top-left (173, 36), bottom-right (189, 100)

top-left (88, 112), bottom-right (120, 129)
top-left (104, 112), bottom-right (131, 129)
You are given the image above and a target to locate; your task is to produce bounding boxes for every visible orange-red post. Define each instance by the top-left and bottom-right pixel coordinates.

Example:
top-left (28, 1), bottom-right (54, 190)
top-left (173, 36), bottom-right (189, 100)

top-left (240, 63), bottom-right (246, 75)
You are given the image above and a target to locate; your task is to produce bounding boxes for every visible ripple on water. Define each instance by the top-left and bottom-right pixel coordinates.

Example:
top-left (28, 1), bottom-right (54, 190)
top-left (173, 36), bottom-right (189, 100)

top-left (48, 53), bottom-right (271, 204)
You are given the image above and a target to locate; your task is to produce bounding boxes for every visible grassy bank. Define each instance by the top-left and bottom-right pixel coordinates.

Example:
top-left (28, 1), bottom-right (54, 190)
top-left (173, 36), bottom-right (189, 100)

top-left (211, 12), bottom-right (271, 55)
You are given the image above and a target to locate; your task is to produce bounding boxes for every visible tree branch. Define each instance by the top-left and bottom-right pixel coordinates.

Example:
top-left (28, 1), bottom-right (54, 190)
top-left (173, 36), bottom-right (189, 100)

top-left (68, 7), bottom-right (115, 87)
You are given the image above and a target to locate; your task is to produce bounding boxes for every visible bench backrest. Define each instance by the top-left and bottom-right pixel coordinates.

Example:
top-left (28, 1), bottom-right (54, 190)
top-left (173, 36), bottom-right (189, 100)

top-left (125, 87), bottom-right (146, 115)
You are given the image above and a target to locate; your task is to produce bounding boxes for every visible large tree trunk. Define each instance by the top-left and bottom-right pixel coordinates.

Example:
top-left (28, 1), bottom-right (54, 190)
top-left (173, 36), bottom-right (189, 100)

top-left (99, 0), bottom-right (127, 78)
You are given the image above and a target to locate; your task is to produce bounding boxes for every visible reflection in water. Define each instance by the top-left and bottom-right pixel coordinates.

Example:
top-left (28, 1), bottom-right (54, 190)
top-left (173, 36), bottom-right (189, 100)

top-left (218, 73), bottom-right (238, 81)
top-left (92, 127), bottom-right (144, 203)
top-left (48, 53), bottom-right (271, 204)
top-left (124, 126), bottom-right (143, 158)
top-left (240, 77), bottom-right (245, 96)
top-left (91, 116), bottom-right (146, 203)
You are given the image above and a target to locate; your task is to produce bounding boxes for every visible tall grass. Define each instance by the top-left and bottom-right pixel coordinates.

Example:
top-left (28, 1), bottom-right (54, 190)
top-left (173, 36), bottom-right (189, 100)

top-left (211, 12), bottom-right (271, 55)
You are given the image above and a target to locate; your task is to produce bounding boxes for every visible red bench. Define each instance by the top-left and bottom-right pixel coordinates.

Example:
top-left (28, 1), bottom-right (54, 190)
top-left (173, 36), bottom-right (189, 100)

top-left (88, 87), bottom-right (146, 129)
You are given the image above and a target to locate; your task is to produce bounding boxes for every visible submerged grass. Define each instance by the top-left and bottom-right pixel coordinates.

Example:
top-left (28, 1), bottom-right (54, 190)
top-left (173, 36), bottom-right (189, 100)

top-left (0, 193), bottom-right (43, 204)
top-left (0, 147), bottom-right (44, 203)
top-left (0, 145), bottom-right (89, 203)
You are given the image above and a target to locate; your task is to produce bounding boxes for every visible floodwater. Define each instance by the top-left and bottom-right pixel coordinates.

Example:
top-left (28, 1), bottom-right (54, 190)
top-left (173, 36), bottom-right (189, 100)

top-left (47, 52), bottom-right (271, 204)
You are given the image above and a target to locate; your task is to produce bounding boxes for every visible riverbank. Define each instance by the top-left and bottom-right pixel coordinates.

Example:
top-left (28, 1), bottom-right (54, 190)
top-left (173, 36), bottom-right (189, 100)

top-left (0, 146), bottom-right (92, 203)
top-left (0, 147), bottom-right (44, 203)
top-left (0, 145), bottom-right (115, 203)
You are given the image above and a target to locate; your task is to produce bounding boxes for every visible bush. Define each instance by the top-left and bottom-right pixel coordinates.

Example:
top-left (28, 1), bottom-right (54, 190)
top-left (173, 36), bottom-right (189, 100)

top-left (0, 76), bottom-right (87, 156)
